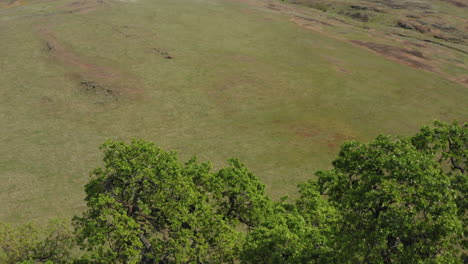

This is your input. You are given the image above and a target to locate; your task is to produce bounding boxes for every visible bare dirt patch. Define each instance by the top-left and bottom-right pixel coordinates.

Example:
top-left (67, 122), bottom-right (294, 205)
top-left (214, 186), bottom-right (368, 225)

top-left (288, 123), bottom-right (354, 151)
top-left (5, 0), bottom-right (22, 7)
top-left (290, 16), bottom-right (329, 32)
top-left (37, 26), bottom-right (144, 99)
top-left (350, 40), bottom-right (434, 71)
top-left (460, 76), bottom-right (468, 85)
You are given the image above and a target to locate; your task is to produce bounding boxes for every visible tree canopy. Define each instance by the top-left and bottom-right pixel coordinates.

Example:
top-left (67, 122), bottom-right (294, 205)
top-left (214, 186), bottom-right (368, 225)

top-left (317, 135), bottom-right (462, 263)
top-left (73, 140), bottom-right (272, 264)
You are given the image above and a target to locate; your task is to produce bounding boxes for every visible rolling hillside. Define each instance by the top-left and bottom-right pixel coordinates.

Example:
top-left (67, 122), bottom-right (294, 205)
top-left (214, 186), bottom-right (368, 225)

top-left (0, 0), bottom-right (467, 222)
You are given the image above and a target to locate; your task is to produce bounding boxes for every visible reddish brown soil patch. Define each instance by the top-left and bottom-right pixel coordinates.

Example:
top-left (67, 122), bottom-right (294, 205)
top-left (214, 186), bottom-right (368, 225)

top-left (39, 28), bottom-right (95, 70)
top-left (37, 26), bottom-right (144, 99)
top-left (288, 123), bottom-right (354, 151)
top-left (4, 0), bottom-right (22, 7)
top-left (350, 40), bottom-right (433, 71)
top-left (290, 16), bottom-right (326, 32)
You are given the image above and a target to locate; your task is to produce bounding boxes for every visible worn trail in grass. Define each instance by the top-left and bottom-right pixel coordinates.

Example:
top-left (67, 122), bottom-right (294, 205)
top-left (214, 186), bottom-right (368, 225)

top-left (0, 0), bottom-right (467, 222)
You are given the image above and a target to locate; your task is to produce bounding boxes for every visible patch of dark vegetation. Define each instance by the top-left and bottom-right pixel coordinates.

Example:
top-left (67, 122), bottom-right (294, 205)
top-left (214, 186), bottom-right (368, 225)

top-left (446, 58), bottom-right (464, 64)
top-left (294, 15), bottom-right (333, 26)
top-left (153, 48), bottom-right (173, 59)
top-left (431, 23), bottom-right (457, 32)
top-left (395, 15), bottom-right (468, 46)
top-left (351, 40), bottom-right (432, 70)
top-left (289, 0), bottom-right (330, 12)
top-left (394, 32), bottom-right (411, 38)
top-left (350, 5), bottom-right (367, 10)
top-left (67, 0), bottom-right (105, 14)
top-left (396, 20), bottom-right (430, 33)
top-left (339, 11), bottom-right (371, 22)
top-left (395, 18), bottom-right (467, 44)
top-left (423, 39), bottom-right (468, 54)
top-left (266, 3), bottom-right (281, 11)
top-left (440, 0), bottom-right (467, 8)
top-left (433, 35), bottom-right (465, 45)
top-left (369, 0), bottom-right (431, 10)
top-left (405, 14), bottom-right (419, 19)
top-left (81, 80), bottom-right (103, 91)
top-left (350, 5), bottom-right (384, 12)
top-left (80, 80), bottom-right (119, 99)
top-left (45, 41), bottom-right (54, 51)
top-left (330, 17), bottom-right (352, 25)
top-left (409, 50), bottom-right (425, 58)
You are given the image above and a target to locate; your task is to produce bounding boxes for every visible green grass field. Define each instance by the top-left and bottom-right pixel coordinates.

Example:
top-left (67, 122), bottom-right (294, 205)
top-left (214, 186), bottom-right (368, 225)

top-left (0, 0), bottom-right (467, 222)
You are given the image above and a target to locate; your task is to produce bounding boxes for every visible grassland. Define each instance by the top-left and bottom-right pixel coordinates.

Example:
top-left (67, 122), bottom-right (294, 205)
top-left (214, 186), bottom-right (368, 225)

top-left (0, 0), bottom-right (467, 222)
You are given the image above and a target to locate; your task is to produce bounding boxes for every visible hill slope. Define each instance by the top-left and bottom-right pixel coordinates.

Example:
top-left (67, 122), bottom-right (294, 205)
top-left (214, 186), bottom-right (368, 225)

top-left (0, 0), bottom-right (466, 222)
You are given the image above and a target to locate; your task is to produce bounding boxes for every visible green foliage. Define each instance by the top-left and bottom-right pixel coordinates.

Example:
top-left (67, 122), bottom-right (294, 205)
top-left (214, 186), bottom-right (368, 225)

top-left (241, 183), bottom-right (338, 264)
top-left (0, 219), bottom-right (73, 264)
top-left (241, 207), bottom-right (315, 264)
top-left (317, 134), bottom-right (464, 263)
top-left (411, 121), bottom-right (467, 174)
top-left (212, 158), bottom-right (273, 228)
top-left (295, 180), bottom-right (339, 233)
top-left (411, 121), bottom-right (467, 258)
top-left (74, 139), bottom-right (236, 263)
top-left (73, 139), bottom-right (271, 263)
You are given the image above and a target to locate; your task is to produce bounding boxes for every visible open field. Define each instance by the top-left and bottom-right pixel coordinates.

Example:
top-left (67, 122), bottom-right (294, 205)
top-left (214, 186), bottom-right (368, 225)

top-left (0, 0), bottom-right (467, 222)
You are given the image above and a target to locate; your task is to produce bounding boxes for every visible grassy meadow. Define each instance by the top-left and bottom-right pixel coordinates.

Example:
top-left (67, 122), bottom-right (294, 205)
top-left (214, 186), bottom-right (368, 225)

top-left (0, 0), bottom-right (467, 222)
